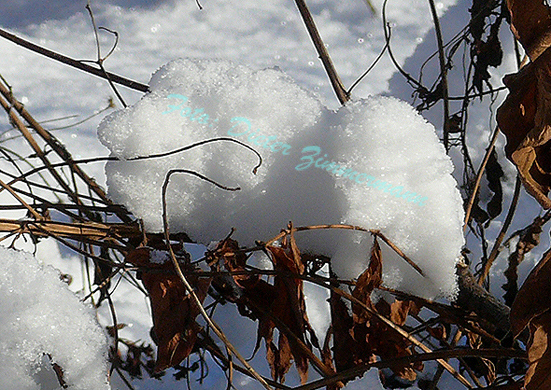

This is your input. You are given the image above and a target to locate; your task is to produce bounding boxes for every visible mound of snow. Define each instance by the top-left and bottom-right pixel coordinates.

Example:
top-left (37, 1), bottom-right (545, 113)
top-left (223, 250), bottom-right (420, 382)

top-left (98, 58), bottom-right (464, 299)
top-left (0, 247), bottom-right (110, 390)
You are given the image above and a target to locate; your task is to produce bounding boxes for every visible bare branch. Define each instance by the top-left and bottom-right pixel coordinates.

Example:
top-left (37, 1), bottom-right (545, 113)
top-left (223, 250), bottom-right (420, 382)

top-left (0, 28), bottom-right (149, 93)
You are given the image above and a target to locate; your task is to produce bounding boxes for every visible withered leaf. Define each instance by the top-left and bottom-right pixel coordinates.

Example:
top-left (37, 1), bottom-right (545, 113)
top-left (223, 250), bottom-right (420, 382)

top-left (329, 291), bottom-right (357, 375)
top-left (330, 238), bottom-right (421, 382)
top-left (503, 216), bottom-right (544, 306)
top-left (510, 249), bottom-right (551, 338)
top-left (506, 0), bottom-right (551, 60)
top-left (497, 1), bottom-right (551, 209)
top-left (352, 238), bottom-right (382, 314)
top-left (126, 247), bottom-right (211, 372)
top-left (262, 243), bottom-right (310, 384)
top-left (524, 310), bottom-right (551, 390)
top-left (497, 51), bottom-right (551, 209)
top-left (486, 149), bottom-right (504, 221)
top-left (371, 299), bottom-right (422, 381)
top-left (209, 236), bottom-right (312, 384)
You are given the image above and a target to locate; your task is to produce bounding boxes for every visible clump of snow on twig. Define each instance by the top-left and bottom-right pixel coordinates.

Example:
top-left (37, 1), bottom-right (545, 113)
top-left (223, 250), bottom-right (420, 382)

top-left (98, 58), bottom-right (464, 299)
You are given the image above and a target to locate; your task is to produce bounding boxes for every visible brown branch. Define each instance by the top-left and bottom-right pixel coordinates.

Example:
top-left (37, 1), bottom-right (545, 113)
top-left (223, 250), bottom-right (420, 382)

top-left (463, 126), bottom-right (500, 230)
top-left (478, 175), bottom-right (522, 285)
top-left (0, 27), bottom-right (149, 93)
top-left (294, 0), bottom-right (349, 105)
top-left (295, 270), bottom-right (475, 389)
top-left (0, 178), bottom-right (43, 220)
top-left (294, 348), bottom-right (525, 390)
top-left (0, 218), bottom-right (140, 241)
top-left (0, 91), bottom-right (90, 220)
top-left (455, 263), bottom-right (531, 343)
top-left (161, 170), bottom-right (273, 390)
top-left (265, 224), bottom-right (425, 276)
top-left (428, 0), bottom-right (451, 150)
top-left (0, 81), bottom-right (132, 222)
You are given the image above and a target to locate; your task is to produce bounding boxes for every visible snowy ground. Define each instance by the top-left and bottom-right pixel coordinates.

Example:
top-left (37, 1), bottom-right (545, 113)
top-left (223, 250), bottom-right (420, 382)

top-left (0, 0), bottom-right (545, 389)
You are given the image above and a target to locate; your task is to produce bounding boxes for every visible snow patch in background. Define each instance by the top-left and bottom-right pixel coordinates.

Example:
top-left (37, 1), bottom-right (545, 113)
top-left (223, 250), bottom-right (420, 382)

top-left (98, 58), bottom-right (464, 299)
top-left (0, 247), bottom-right (110, 390)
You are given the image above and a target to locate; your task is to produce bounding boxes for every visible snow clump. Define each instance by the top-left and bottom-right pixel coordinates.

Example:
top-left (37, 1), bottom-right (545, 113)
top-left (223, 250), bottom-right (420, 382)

top-left (98, 58), bottom-right (464, 299)
top-left (0, 246), bottom-right (111, 390)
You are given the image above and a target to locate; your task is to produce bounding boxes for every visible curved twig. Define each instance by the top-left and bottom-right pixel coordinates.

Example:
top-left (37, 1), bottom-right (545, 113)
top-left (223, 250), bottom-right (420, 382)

top-left (161, 169), bottom-right (273, 390)
top-left (265, 223), bottom-right (425, 277)
top-left (85, 2), bottom-right (127, 107)
top-left (347, 33), bottom-right (390, 95)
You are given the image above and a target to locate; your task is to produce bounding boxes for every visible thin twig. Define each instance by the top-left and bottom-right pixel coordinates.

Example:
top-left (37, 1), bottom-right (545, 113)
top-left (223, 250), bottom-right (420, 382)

top-left (197, 331), bottom-right (292, 390)
top-left (265, 224), bottom-right (425, 277)
top-left (0, 178), bottom-right (43, 220)
top-left (463, 126), bottom-right (500, 231)
top-left (161, 169), bottom-right (273, 390)
top-left (382, 0), bottom-right (424, 90)
top-left (0, 91), bottom-right (89, 219)
top-left (85, 2), bottom-right (127, 107)
top-left (428, 0), bottom-right (451, 150)
top-left (114, 367), bottom-right (137, 390)
top-left (477, 175), bottom-right (522, 285)
top-left (347, 35), bottom-right (390, 95)
top-left (329, 285), bottom-right (474, 388)
top-left (245, 297), bottom-right (337, 379)
top-left (363, 0), bottom-right (377, 14)
top-left (7, 137), bottom-right (263, 190)
top-left (294, 348), bottom-right (523, 390)
top-left (0, 27), bottom-right (149, 93)
top-left (294, 0), bottom-right (349, 105)
top-left (0, 81), bottom-right (131, 222)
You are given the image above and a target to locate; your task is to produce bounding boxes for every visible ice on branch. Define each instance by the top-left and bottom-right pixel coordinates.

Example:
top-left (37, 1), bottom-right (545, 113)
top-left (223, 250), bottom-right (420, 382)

top-left (98, 58), bottom-right (464, 299)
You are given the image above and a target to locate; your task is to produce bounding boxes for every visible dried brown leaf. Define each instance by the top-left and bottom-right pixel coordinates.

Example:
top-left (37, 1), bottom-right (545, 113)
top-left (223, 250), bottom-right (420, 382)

top-left (263, 244), bottom-right (310, 384)
top-left (330, 238), bottom-right (422, 381)
top-left (497, 2), bottom-right (551, 209)
top-left (524, 310), bottom-right (551, 390)
top-left (503, 216), bottom-right (545, 306)
top-left (211, 237), bottom-right (313, 384)
top-left (351, 238), bottom-right (382, 325)
top-left (497, 50), bottom-right (551, 209)
top-left (126, 247), bottom-right (211, 372)
top-left (506, 0), bottom-right (551, 60)
top-left (371, 299), bottom-right (423, 380)
top-left (329, 291), bottom-right (357, 375)
top-left (510, 250), bottom-right (551, 338)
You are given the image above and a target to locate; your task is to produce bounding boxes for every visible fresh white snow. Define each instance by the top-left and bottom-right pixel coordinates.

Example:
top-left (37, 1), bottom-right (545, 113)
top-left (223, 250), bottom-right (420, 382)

top-left (98, 57), bottom-right (464, 299)
top-left (0, 246), bottom-right (110, 390)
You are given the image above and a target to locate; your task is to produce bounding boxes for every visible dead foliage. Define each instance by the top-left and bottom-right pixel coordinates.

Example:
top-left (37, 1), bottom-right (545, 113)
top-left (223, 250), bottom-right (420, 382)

top-left (497, 0), bottom-right (551, 209)
top-left (329, 238), bottom-right (422, 386)
top-left (511, 248), bottom-right (551, 389)
top-left (523, 311), bottom-right (551, 390)
top-left (125, 246), bottom-right (211, 372)
top-left (502, 214), bottom-right (548, 306)
top-left (206, 232), bottom-right (313, 384)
